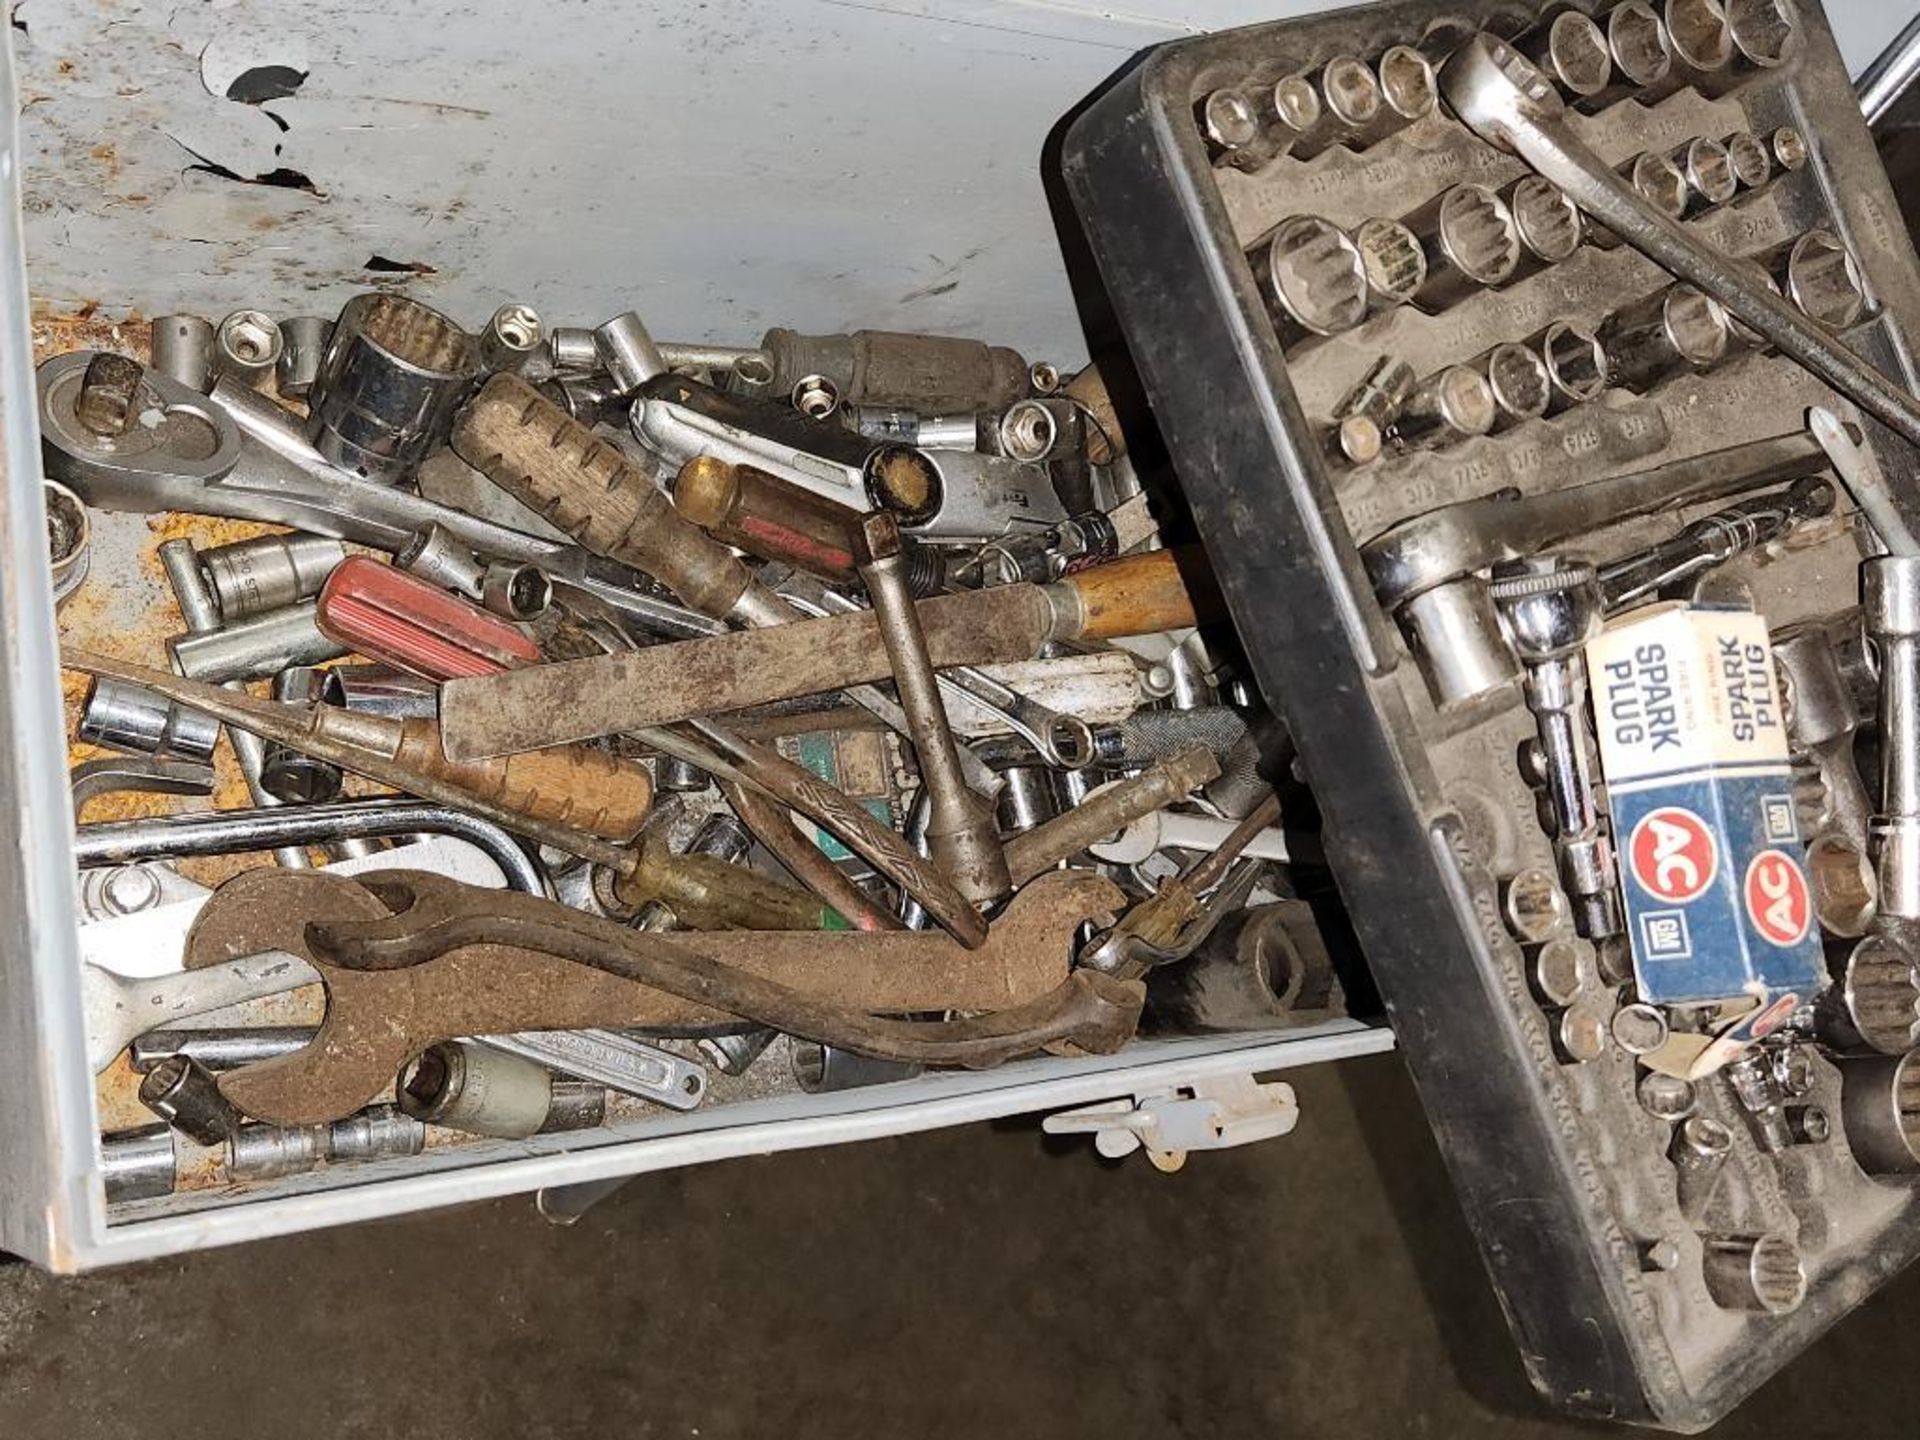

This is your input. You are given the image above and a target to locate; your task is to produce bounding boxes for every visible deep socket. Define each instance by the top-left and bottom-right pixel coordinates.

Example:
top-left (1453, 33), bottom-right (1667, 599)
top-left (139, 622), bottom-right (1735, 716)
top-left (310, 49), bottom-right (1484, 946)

top-left (1406, 184), bottom-right (1520, 309)
top-left (1248, 216), bottom-right (1369, 341)
top-left (1599, 284), bottom-right (1730, 390)
top-left (1866, 556), bottom-right (1920, 920)
top-left (200, 533), bottom-right (347, 622)
top-left (1351, 218), bottom-right (1426, 310)
top-left (1391, 365), bottom-right (1495, 448)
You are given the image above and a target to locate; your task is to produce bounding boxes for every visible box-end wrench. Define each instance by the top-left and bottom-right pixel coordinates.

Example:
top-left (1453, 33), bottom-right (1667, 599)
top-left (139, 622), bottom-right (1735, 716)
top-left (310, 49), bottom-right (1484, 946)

top-left (37, 353), bottom-right (719, 641)
top-left (1440, 35), bottom-right (1920, 452)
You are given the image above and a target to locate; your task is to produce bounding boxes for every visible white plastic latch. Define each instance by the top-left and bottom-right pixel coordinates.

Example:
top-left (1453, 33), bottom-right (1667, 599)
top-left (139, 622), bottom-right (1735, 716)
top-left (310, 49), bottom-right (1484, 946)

top-left (1041, 1073), bottom-right (1300, 1172)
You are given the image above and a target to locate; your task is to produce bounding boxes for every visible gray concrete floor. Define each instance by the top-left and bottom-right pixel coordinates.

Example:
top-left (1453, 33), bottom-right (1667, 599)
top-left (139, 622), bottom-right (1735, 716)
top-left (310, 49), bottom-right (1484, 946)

top-left (1, 1051), bottom-right (1914, 1438)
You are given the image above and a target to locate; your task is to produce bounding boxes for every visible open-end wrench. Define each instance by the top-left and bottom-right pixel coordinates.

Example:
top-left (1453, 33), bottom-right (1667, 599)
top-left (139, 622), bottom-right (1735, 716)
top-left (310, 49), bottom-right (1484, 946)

top-left (181, 866), bottom-right (1131, 1124)
top-left (1440, 35), bottom-right (1920, 450)
top-left (38, 353), bottom-right (719, 640)
top-left (85, 950), bottom-right (320, 1073)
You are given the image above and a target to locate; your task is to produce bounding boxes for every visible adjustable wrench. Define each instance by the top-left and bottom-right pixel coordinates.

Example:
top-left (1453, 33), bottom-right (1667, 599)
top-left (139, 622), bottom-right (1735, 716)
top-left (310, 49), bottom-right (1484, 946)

top-left (38, 353), bottom-right (718, 640)
top-left (1441, 35), bottom-right (1920, 451)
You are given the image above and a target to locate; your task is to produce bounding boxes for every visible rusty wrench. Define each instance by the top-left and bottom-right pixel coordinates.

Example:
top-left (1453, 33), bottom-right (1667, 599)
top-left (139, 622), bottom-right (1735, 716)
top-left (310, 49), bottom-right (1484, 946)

top-left (184, 866), bottom-right (1131, 1124)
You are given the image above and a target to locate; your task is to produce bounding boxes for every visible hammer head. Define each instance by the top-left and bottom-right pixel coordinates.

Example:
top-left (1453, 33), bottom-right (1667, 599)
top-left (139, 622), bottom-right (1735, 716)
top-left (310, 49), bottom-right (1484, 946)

top-left (1438, 33), bottom-right (1565, 154)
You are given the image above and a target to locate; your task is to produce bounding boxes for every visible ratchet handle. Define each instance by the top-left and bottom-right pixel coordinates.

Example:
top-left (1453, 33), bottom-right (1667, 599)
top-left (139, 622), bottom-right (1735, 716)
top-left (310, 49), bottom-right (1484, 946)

top-left (452, 374), bottom-right (757, 621)
top-left (393, 718), bottom-right (655, 844)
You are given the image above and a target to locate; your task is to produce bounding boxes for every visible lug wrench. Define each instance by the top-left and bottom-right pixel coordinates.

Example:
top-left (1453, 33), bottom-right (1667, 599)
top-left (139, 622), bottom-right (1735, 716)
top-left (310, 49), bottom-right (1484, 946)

top-left (1440, 34), bottom-right (1920, 452)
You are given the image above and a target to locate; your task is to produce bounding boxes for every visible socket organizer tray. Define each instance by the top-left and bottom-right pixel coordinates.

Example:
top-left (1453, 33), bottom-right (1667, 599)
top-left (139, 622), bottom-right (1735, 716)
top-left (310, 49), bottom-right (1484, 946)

top-left (1065, 0), bottom-right (1920, 1428)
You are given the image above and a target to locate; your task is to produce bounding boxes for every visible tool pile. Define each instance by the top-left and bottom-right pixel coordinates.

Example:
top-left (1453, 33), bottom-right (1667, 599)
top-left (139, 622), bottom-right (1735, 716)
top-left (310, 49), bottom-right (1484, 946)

top-left (1064, 0), bottom-right (1920, 1427)
top-left (42, 297), bottom-right (1334, 1203)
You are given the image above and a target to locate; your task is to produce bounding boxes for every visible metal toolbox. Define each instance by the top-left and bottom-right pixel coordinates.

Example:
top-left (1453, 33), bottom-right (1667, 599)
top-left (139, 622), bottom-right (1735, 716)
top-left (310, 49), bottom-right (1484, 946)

top-left (0, 6), bottom-right (1399, 1271)
top-left (1064, 0), bottom-right (1920, 1428)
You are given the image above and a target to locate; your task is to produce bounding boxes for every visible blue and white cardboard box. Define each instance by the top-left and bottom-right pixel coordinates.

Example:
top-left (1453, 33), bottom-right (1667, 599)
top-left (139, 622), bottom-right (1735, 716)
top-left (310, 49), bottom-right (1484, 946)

top-left (1588, 602), bottom-right (1825, 1008)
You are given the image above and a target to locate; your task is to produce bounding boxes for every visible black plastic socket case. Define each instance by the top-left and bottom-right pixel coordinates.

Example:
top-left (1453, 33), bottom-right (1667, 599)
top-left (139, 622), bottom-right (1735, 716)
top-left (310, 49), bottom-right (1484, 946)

top-left (1063, 0), bottom-right (1920, 1429)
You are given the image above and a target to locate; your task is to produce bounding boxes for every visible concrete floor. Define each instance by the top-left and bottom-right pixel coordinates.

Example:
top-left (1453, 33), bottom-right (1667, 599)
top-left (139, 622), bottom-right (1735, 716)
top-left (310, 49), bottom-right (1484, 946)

top-left (1, 1051), bottom-right (1914, 1438)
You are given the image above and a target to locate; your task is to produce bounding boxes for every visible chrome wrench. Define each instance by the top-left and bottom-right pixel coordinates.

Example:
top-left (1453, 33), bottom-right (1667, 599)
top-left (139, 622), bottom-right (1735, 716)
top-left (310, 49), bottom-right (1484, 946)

top-left (1440, 34), bottom-right (1920, 451)
top-left (85, 950), bottom-right (321, 1073)
top-left (476, 1030), bottom-right (707, 1111)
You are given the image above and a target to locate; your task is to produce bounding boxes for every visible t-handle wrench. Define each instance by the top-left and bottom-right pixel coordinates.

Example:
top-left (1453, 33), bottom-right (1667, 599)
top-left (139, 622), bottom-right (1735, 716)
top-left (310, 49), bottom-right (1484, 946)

top-left (1440, 34), bottom-right (1920, 452)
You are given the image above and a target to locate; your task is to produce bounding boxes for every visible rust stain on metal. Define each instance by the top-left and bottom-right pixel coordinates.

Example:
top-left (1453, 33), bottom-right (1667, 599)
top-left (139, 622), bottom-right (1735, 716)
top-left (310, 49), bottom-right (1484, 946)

top-left (186, 866), bottom-right (1124, 1125)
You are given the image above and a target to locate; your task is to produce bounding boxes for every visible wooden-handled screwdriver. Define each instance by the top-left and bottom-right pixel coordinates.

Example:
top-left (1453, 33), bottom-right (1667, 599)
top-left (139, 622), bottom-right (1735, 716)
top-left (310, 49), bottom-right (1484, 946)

top-left (437, 545), bottom-right (1221, 760)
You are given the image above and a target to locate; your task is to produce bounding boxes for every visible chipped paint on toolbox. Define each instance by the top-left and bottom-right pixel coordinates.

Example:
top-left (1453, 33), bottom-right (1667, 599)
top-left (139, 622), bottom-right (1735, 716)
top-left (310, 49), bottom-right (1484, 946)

top-left (1589, 603), bottom-right (1824, 1005)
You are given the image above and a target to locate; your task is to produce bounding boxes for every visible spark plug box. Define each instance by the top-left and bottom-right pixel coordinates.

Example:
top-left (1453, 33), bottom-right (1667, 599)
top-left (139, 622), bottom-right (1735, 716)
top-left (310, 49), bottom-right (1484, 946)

top-left (1589, 603), bottom-right (1823, 1009)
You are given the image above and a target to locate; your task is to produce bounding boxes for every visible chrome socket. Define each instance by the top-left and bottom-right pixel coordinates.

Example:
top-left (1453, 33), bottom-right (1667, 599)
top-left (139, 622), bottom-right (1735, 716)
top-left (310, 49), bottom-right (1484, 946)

top-left (78, 676), bottom-right (221, 764)
top-left (1771, 124), bottom-right (1808, 173)
top-left (1331, 356), bottom-right (1416, 465)
top-left (150, 314), bottom-right (216, 392)
top-left (275, 316), bottom-right (331, 400)
top-left (1350, 217), bottom-right (1427, 310)
top-left (1477, 342), bottom-right (1551, 430)
top-left (1670, 135), bottom-right (1737, 215)
top-left (308, 293), bottom-right (477, 483)
top-left (1516, 10), bottom-right (1613, 99)
top-left (1772, 229), bottom-right (1867, 329)
top-left (1294, 55), bottom-right (1380, 156)
top-left (1598, 283), bottom-right (1730, 391)
top-left (1701, 1233), bottom-right (1807, 1315)
top-left (1577, 0), bottom-right (1673, 111)
top-left (199, 532), bottom-right (348, 623)
top-left (1390, 364), bottom-right (1495, 449)
top-left (480, 303), bottom-right (544, 376)
top-left (1406, 184), bottom-right (1520, 310)
top-left (1723, 129), bottom-right (1772, 189)
top-left (1662, 0), bottom-right (1733, 88)
top-left (1505, 177), bottom-right (1584, 277)
top-left (213, 309), bottom-right (283, 385)
top-left (1840, 1048), bottom-right (1920, 1174)
top-left (1727, 0), bottom-right (1799, 71)
top-left (1249, 216), bottom-right (1370, 343)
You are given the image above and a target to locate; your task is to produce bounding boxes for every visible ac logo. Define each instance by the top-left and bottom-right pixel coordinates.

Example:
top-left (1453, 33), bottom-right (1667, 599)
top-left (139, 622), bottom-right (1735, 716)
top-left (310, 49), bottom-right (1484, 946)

top-left (1628, 807), bottom-right (1717, 904)
top-left (1744, 851), bottom-right (1811, 947)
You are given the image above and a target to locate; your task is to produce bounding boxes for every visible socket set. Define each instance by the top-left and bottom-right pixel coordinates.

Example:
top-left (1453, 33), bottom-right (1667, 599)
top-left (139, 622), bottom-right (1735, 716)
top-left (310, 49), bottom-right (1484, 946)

top-left (1065, 0), bottom-right (1920, 1429)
